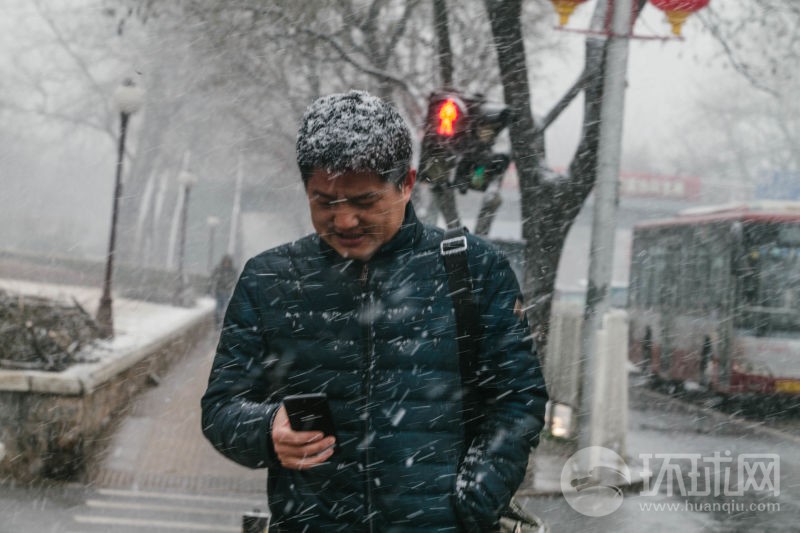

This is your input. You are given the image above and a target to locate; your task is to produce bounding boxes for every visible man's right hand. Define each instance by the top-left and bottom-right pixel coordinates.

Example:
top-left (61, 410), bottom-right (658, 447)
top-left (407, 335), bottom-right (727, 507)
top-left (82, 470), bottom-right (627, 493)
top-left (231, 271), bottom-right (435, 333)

top-left (272, 405), bottom-right (336, 470)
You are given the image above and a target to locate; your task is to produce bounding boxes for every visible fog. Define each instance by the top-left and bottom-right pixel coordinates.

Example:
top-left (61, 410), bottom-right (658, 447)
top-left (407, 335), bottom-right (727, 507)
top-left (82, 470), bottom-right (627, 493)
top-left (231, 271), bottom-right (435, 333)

top-left (2, 1), bottom-right (795, 284)
top-left (1, 2), bottom-right (799, 531)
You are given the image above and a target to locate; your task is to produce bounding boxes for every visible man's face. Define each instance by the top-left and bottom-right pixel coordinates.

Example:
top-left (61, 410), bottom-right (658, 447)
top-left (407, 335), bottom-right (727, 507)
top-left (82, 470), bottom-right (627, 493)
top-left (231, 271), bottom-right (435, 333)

top-left (306, 168), bottom-right (415, 262)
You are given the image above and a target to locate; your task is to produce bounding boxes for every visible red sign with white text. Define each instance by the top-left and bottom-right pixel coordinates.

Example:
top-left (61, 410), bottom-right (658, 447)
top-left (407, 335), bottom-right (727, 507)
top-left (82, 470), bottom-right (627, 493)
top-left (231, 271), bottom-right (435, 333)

top-left (619, 173), bottom-right (701, 200)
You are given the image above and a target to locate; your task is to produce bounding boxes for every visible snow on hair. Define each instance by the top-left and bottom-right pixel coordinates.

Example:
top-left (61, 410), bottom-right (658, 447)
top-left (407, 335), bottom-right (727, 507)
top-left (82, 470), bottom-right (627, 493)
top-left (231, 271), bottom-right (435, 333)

top-left (296, 90), bottom-right (412, 185)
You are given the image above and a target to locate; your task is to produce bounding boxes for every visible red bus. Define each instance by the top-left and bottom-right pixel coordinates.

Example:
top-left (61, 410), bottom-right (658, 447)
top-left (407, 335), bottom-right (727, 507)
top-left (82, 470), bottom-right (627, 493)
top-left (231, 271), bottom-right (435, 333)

top-left (627, 201), bottom-right (800, 397)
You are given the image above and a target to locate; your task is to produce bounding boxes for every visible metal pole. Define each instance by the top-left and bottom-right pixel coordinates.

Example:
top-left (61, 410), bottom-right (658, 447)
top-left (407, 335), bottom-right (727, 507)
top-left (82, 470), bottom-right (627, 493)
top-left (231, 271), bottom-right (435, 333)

top-left (207, 224), bottom-right (216, 273)
top-left (228, 155), bottom-right (243, 257)
top-left (176, 183), bottom-right (191, 305)
top-left (432, 183), bottom-right (462, 229)
top-left (578, 0), bottom-right (632, 451)
top-left (96, 111), bottom-right (130, 338)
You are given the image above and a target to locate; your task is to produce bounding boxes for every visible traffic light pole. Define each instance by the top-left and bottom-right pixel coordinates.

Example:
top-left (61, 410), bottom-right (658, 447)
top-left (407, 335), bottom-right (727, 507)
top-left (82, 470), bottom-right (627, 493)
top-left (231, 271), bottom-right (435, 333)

top-left (431, 173), bottom-right (462, 229)
top-left (473, 183), bottom-right (502, 236)
top-left (578, 0), bottom-right (632, 454)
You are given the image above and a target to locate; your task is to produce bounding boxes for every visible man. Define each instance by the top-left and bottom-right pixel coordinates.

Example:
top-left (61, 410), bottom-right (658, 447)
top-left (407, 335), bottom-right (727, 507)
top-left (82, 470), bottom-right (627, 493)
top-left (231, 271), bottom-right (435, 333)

top-left (202, 90), bottom-right (547, 532)
top-left (209, 254), bottom-right (237, 326)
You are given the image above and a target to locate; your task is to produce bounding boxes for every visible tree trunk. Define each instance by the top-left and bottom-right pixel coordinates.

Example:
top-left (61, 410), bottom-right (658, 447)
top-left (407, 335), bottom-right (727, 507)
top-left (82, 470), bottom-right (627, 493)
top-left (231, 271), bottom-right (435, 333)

top-left (484, 0), bottom-right (610, 359)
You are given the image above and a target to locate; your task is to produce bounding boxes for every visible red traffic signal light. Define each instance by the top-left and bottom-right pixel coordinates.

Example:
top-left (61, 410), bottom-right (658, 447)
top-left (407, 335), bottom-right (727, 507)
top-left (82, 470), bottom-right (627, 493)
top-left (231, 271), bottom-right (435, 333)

top-left (437, 98), bottom-right (461, 136)
top-left (426, 92), bottom-right (467, 142)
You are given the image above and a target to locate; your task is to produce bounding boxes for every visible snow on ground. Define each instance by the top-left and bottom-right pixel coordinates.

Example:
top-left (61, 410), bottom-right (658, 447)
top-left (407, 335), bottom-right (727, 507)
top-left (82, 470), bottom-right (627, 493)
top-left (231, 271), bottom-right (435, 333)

top-left (0, 278), bottom-right (213, 363)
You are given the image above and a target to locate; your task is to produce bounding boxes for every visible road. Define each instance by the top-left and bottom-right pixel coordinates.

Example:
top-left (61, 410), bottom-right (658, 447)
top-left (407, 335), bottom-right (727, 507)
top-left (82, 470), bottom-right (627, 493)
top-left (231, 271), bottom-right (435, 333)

top-left (524, 382), bottom-right (800, 532)
top-left (3, 373), bottom-right (797, 532)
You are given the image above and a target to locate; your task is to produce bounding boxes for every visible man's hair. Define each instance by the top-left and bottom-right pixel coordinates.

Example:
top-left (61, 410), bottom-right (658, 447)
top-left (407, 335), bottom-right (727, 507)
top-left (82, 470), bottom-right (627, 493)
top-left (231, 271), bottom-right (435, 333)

top-left (296, 90), bottom-right (412, 187)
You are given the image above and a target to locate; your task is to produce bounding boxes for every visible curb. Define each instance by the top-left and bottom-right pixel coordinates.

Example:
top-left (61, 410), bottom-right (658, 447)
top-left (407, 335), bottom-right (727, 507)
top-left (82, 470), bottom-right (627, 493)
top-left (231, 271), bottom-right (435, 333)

top-left (635, 387), bottom-right (800, 446)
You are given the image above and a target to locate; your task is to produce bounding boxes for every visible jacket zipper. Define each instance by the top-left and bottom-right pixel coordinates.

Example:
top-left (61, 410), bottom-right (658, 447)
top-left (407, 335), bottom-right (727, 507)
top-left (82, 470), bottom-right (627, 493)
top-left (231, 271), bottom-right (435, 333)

top-left (359, 262), bottom-right (375, 533)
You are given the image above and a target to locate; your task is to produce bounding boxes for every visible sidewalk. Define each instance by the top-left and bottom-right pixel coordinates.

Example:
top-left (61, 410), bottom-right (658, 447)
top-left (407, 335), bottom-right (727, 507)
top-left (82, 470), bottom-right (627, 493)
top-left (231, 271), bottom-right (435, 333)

top-left (88, 324), bottom-right (578, 499)
top-left (82, 322), bottom-right (267, 497)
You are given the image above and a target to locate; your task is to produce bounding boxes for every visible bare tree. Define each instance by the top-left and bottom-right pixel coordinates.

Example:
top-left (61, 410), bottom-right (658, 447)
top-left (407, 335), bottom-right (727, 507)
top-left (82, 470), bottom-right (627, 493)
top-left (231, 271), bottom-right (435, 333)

top-left (111, 0), bottom-right (610, 350)
top-left (699, 0), bottom-right (800, 97)
top-left (111, 0), bottom-right (795, 356)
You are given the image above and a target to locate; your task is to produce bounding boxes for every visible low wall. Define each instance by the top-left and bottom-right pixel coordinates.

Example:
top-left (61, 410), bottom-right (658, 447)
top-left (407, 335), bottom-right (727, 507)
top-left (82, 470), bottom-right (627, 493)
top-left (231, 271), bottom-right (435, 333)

top-left (0, 303), bottom-right (213, 482)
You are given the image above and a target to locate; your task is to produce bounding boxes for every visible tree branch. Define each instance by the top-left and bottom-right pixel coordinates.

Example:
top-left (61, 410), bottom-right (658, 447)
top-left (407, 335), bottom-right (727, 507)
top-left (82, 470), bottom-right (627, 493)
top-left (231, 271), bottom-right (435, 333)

top-left (0, 100), bottom-right (111, 137)
top-left (31, 0), bottom-right (113, 124)
top-left (533, 68), bottom-right (590, 138)
top-left (385, 0), bottom-right (421, 67)
top-left (699, 7), bottom-right (780, 98)
top-left (294, 27), bottom-right (417, 97)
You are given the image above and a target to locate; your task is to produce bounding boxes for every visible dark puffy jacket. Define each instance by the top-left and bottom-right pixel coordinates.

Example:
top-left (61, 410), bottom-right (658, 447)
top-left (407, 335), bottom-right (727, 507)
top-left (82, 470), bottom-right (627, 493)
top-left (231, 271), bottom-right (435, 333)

top-left (201, 204), bottom-right (547, 532)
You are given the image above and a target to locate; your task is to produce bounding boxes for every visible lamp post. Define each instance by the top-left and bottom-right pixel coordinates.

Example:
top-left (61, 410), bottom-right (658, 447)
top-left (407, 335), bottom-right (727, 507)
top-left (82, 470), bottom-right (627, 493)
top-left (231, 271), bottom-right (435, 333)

top-left (175, 169), bottom-right (198, 306)
top-left (577, 0), bottom-right (633, 457)
top-left (206, 215), bottom-right (220, 274)
top-left (96, 78), bottom-right (144, 338)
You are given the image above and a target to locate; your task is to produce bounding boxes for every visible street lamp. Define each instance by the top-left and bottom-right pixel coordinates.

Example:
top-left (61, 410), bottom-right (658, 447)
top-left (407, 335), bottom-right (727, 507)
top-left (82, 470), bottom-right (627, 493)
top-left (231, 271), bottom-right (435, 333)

top-left (206, 215), bottom-right (220, 274)
top-left (175, 169), bottom-right (198, 306)
top-left (96, 78), bottom-right (144, 338)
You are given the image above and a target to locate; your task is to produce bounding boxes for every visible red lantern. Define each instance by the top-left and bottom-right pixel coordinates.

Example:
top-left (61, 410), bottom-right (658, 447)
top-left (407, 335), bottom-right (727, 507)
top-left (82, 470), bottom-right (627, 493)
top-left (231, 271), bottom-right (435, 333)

top-left (550, 0), bottom-right (589, 27)
top-left (650, 0), bottom-right (710, 36)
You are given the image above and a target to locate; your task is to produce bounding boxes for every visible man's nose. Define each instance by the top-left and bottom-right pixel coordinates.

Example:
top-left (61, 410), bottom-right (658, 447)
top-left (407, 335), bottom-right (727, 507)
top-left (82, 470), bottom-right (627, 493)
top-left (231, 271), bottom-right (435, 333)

top-left (332, 206), bottom-right (359, 230)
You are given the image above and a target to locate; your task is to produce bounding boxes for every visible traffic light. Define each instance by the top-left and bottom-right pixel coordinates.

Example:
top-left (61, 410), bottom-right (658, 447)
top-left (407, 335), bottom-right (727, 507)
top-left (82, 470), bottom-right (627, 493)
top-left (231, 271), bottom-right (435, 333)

top-left (472, 101), bottom-right (510, 148)
top-left (452, 100), bottom-right (511, 193)
top-left (454, 152), bottom-right (511, 193)
top-left (418, 89), bottom-right (511, 193)
top-left (423, 91), bottom-right (470, 150)
top-left (418, 90), bottom-right (470, 187)
top-left (436, 98), bottom-right (460, 136)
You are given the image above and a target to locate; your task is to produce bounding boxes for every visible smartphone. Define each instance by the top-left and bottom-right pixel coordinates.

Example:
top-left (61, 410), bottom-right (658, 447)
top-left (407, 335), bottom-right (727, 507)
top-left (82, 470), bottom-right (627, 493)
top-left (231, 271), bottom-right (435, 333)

top-left (282, 393), bottom-right (337, 437)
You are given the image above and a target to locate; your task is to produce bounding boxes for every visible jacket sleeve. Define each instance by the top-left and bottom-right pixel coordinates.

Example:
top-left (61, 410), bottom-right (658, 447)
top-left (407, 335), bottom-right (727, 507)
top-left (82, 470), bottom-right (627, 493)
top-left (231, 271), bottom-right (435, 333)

top-left (454, 250), bottom-right (548, 532)
top-left (201, 258), bottom-right (281, 469)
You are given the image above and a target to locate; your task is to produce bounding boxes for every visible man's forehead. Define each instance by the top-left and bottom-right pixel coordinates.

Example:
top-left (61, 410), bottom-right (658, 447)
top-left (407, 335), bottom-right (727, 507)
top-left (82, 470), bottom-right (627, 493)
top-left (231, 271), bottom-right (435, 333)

top-left (307, 169), bottom-right (389, 192)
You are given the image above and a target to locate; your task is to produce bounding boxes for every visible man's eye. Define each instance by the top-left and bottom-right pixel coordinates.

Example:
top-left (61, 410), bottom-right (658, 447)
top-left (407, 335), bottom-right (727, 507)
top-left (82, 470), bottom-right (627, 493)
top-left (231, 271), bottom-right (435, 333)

top-left (312, 196), bottom-right (334, 207)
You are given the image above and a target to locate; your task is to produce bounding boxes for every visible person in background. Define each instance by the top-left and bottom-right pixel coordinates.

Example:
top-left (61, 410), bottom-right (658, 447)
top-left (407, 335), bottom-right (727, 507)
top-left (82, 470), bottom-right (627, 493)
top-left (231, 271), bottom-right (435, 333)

top-left (209, 254), bottom-right (237, 326)
top-left (201, 90), bottom-right (548, 532)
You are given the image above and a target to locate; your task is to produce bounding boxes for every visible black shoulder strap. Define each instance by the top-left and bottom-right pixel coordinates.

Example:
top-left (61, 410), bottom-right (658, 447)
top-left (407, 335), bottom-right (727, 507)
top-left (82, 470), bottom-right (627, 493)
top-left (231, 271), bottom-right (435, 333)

top-left (441, 227), bottom-right (480, 364)
top-left (441, 227), bottom-right (483, 440)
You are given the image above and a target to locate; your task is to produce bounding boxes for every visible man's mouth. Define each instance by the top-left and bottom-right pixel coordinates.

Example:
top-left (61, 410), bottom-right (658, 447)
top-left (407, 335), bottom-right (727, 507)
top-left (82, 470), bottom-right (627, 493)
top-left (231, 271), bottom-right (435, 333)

top-left (335, 233), bottom-right (365, 246)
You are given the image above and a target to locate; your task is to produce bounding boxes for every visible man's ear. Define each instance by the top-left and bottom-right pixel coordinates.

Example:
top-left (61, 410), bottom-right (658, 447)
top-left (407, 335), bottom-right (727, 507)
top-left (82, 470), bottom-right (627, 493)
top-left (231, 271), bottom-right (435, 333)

top-left (402, 169), bottom-right (416, 198)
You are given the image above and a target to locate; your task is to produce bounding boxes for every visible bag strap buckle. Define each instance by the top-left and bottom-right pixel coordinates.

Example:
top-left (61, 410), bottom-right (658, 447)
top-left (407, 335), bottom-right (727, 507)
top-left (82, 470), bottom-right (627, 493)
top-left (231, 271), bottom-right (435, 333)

top-left (440, 235), bottom-right (467, 256)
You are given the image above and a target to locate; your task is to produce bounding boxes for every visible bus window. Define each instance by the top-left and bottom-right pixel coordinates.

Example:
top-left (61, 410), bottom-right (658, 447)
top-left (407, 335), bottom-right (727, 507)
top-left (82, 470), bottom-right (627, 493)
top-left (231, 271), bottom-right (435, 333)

top-left (740, 250), bottom-right (760, 306)
top-left (694, 247), bottom-right (711, 310)
top-left (756, 245), bottom-right (800, 309)
top-left (651, 245), bottom-right (666, 307)
top-left (709, 255), bottom-right (727, 309)
top-left (735, 223), bottom-right (800, 334)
